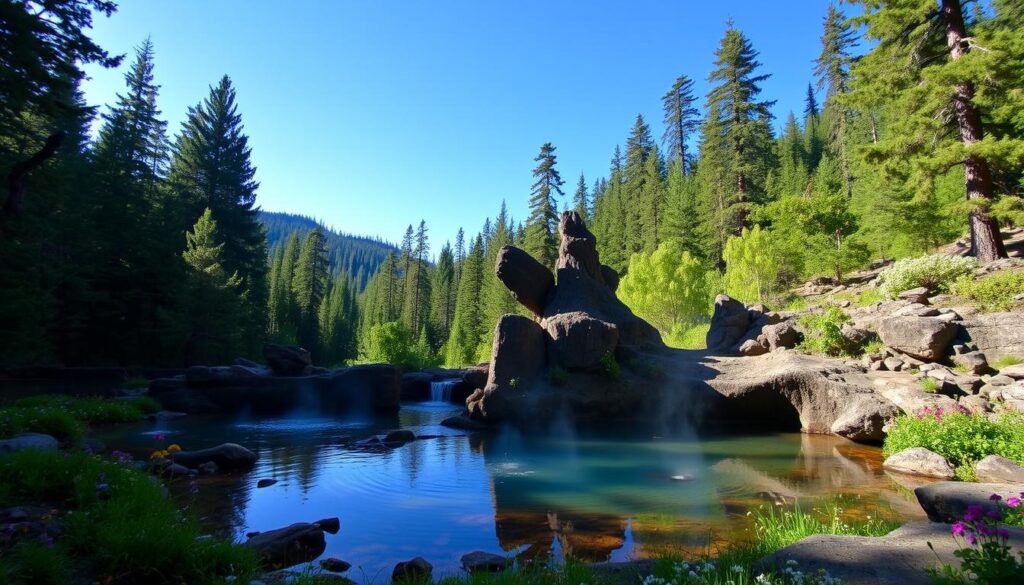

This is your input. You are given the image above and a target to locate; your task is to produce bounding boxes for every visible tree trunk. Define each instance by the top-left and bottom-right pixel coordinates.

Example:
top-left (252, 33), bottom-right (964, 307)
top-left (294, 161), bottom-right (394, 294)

top-left (942, 0), bottom-right (1007, 262)
top-left (3, 131), bottom-right (65, 221)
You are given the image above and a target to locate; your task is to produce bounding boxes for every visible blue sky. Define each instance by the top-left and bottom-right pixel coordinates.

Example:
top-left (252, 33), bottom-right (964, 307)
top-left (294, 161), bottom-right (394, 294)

top-left (81, 0), bottom-right (843, 251)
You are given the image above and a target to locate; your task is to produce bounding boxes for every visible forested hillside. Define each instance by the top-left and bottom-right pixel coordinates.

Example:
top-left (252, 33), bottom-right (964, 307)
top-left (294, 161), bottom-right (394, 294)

top-left (1, 1), bottom-right (1022, 370)
top-left (260, 211), bottom-right (396, 291)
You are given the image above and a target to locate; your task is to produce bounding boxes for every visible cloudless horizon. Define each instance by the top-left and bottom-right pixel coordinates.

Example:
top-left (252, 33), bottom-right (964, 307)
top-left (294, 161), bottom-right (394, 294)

top-left (81, 0), bottom-right (844, 251)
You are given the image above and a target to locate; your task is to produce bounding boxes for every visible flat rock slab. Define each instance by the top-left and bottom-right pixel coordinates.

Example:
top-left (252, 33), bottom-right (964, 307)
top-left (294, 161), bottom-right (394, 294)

top-left (915, 481), bottom-right (1024, 523)
top-left (757, 521), bottom-right (1024, 585)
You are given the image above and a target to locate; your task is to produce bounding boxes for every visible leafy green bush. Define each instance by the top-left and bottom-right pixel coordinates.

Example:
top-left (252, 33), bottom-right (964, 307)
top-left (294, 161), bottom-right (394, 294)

top-left (665, 321), bottom-right (710, 350)
top-left (994, 355), bottom-right (1024, 369)
top-left (597, 352), bottom-right (620, 380)
top-left (884, 410), bottom-right (1024, 480)
top-left (723, 225), bottom-right (785, 304)
top-left (877, 254), bottom-right (976, 298)
top-left (919, 377), bottom-right (940, 393)
top-left (619, 242), bottom-right (715, 335)
top-left (0, 450), bottom-right (258, 584)
top-left (798, 306), bottom-right (852, 356)
top-left (0, 406), bottom-right (83, 443)
top-left (951, 270), bottom-right (1024, 312)
top-left (360, 321), bottom-right (436, 369)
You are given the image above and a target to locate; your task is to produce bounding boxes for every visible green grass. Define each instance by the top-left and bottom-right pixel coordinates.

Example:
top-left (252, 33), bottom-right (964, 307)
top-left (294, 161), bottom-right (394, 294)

top-left (884, 410), bottom-right (1024, 481)
top-left (0, 449), bottom-right (258, 585)
top-left (0, 395), bottom-right (161, 443)
top-left (548, 366), bottom-right (568, 386)
top-left (666, 322), bottom-right (711, 350)
top-left (950, 270), bottom-right (1024, 312)
top-left (598, 352), bottom-right (621, 380)
top-left (994, 355), bottom-right (1023, 369)
top-left (122, 376), bottom-right (152, 390)
top-left (854, 288), bottom-right (884, 307)
top-left (0, 406), bottom-right (84, 443)
top-left (862, 339), bottom-right (884, 355)
top-left (919, 377), bottom-right (940, 393)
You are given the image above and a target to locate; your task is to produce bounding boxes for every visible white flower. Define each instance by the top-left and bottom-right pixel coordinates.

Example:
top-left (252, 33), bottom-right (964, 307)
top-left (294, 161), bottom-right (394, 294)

top-left (786, 559), bottom-right (799, 566)
top-left (755, 574), bottom-right (772, 585)
top-left (731, 564), bottom-right (743, 573)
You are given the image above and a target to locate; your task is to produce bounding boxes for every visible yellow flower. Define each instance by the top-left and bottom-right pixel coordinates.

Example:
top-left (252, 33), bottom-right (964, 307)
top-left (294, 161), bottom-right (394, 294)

top-left (149, 449), bottom-right (169, 460)
top-left (167, 444), bottom-right (182, 453)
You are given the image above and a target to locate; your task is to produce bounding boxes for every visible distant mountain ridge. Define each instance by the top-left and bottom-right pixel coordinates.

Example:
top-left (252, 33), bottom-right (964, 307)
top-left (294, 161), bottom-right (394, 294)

top-left (259, 211), bottom-right (397, 290)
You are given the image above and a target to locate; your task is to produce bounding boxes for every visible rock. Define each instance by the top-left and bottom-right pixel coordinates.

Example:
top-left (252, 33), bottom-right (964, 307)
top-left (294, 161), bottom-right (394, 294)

top-left (144, 410), bottom-right (187, 421)
top-left (897, 287), bottom-right (930, 304)
top-left (762, 322), bottom-right (800, 351)
top-left (314, 517), bottom-right (341, 534)
top-left (400, 372), bottom-right (433, 401)
top-left (262, 344), bottom-right (312, 376)
top-left (392, 557), bottom-right (432, 582)
top-left (170, 443), bottom-right (256, 470)
top-left (244, 522), bottom-right (327, 570)
top-left (440, 413), bottom-right (489, 431)
top-left (555, 211), bottom-right (603, 279)
top-left (544, 312), bottom-right (619, 370)
top-left (840, 325), bottom-right (875, 352)
top-left (755, 521), bottom-right (1024, 585)
top-left (958, 310), bottom-right (1024, 362)
top-left (974, 455), bottom-right (1024, 483)
top-left (707, 295), bottom-right (750, 353)
top-left (876, 316), bottom-right (957, 361)
top-left (0, 432), bottom-right (59, 453)
top-left (462, 365), bottom-right (488, 390)
top-left (958, 394), bottom-right (990, 414)
top-left (461, 551), bottom-right (510, 573)
top-left (600, 265), bottom-right (620, 292)
top-left (739, 338), bottom-right (769, 356)
top-left (383, 429), bottom-right (416, 444)
top-left (257, 478), bottom-right (278, 488)
top-left (882, 447), bottom-right (954, 479)
top-left (952, 351), bottom-right (990, 375)
top-left (320, 558), bottom-right (351, 573)
top-left (197, 461), bottom-right (219, 475)
top-left (467, 315), bottom-right (546, 421)
top-left (164, 463), bottom-right (194, 477)
top-left (989, 374), bottom-right (1014, 386)
top-left (494, 246), bottom-right (555, 318)
top-left (914, 481), bottom-right (1024, 523)
top-left (882, 357), bottom-right (905, 372)
top-left (999, 363), bottom-right (1024, 379)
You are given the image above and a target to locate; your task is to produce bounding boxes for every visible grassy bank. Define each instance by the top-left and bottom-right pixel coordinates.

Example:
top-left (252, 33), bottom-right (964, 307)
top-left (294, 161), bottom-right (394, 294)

top-left (0, 394), bottom-right (161, 444)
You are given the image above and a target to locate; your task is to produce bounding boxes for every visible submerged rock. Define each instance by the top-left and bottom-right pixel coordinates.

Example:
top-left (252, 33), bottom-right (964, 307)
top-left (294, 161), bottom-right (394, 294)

top-left (244, 522), bottom-right (327, 570)
top-left (320, 557), bottom-right (351, 573)
top-left (461, 551), bottom-right (510, 573)
top-left (170, 443), bottom-right (256, 470)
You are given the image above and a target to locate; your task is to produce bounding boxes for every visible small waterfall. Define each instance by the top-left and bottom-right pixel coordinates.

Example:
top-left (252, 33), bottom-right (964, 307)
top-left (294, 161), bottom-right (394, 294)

top-left (429, 379), bottom-right (459, 403)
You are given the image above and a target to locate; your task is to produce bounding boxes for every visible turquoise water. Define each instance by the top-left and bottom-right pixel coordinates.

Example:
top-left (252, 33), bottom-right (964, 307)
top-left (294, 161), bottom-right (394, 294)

top-left (100, 401), bottom-right (921, 581)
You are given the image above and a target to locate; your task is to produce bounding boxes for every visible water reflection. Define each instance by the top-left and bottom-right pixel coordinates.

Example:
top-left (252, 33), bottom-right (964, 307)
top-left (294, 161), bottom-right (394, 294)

top-left (98, 404), bottom-right (921, 581)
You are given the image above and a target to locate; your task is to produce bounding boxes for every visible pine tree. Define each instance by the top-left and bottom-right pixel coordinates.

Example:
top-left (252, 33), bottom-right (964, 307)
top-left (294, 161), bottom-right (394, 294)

top-left (525, 143), bottom-right (564, 267)
top-left (167, 75), bottom-right (268, 352)
top-left (292, 228), bottom-right (329, 353)
top-left (572, 173), bottom-right (590, 221)
top-left (775, 112), bottom-right (810, 197)
top-left (622, 114), bottom-right (656, 255)
top-left (639, 143), bottom-right (666, 252)
top-left (848, 0), bottom-right (1022, 261)
top-left (181, 208), bottom-right (242, 363)
top-left (446, 234), bottom-right (486, 366)
top-left (661, 74), bottom-right (702, 172)
top-left (429, 242), bottom-right (456, 347)
top-left (815, 3), bottom-right (858, 195)
top-left (403, 220), bottom-right (431, 335)
top-left (705, 22), bottom-right (777, 233)
top-left (477, 202), bottom-right (518, 360)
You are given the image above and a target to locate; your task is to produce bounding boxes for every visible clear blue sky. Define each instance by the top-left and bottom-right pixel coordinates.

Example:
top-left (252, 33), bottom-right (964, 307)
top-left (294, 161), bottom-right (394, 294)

top-left (81, 0), bottom-right (842, 251)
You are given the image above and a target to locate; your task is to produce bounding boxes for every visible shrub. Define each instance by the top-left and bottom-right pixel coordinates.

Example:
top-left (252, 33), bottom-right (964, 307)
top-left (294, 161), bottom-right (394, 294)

top-left (11, 395), bottom-right (160, 425)
top-left (855, 288), bottom-right (884, 307)
top-left (597, 352), bottom-right (620, 380)
top-left (920, 377), bottom-right (940, 393)
top-left (884, 409), bottom-right (1024, 480)
top-left (798, 306), bottom-right (851, 356)
top-left (619, 242), bottom-right (715, 335)
top-left (723, 226), bottom-right (785, 304)
top-left (929, 498), bottom-right (1024, 583)
top-left (0, 406), bottom-right (83, 443)
top-left (951, 270), bottom-right (1024, 312)
top-left (360, 321), bottom-right (436, 369)
top-left (877, 254), bottom-right (976, 298)
top-left (665, 321), bottom-right (710, 350)
top-left (994, 355), bottom-right (1023, 369)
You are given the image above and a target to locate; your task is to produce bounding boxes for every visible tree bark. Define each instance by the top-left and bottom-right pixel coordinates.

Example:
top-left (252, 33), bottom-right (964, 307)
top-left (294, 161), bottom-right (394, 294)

top-left (3, 131), bottom-right (65, 221)
top-left (942, 0), bottom-right (1007, 262)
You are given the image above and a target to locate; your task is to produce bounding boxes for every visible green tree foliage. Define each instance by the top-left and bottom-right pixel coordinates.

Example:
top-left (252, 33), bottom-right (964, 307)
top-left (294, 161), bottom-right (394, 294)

top-left (661, 74), bottom-right (701, 171)
top-left (476, 203), bottom-right (519, 360)
top-left (180, 209), bottom-right (241, 363)
top-left (525, 143), bottom-right (564, 267)
top-left (429, 242), bottom-right (457, 345)
top-left (360, 321), bottom-right (434, 370)
top-left (618, 242), bottom-right (714, 346)
top-left (722, 226), bottom-right (784, 304)
top-left (291, 228), bottom-right (329, 353)
top-left (572, 173), bottom-right (589, 221)
top-left (167, 75), bottom-right (268, 355)
top-left (446, 234), bottom-right (486, 366)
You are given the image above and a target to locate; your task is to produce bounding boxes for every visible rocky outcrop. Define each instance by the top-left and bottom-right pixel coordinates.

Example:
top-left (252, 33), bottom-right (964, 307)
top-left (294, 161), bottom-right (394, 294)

top-left (706, 295), bottom-right (796, 355)
top-left (467, 315), bottom-right (546, 421)
top-left (882, 447), bottom-right (955, 479)
top-left (544, 312), bottom-right (619, 369)
top-left (392, 557), bottom-right (432, 582)
top-left (958, 310), bottom-right (1024, 361)
top-left (495, 246), bottom-right (554, 318)
top-left (150, 363), bottom-right (400, 415)
top-left (974, 455), bottom-right (1024, 483)
top-left (914, 481), bottom-right (1023, 523)
top-left (0, 432), bottom-right (59, 453)
top-left (263, 344), bottom-right (312, 376)
top-left (876, 316), bottom-right (957, 362)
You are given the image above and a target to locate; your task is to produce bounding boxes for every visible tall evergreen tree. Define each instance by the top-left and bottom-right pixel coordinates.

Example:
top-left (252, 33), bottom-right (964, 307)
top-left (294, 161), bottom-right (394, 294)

top-left (815, 3), bottom-right (858, 195)
top-left (180, 208), bottom-right (241, 364)
top-left (429, 242), bottom-right (456, 347)
top-left (446, 234), bottom-right (485, 366)
top-left (291, 228), bottom-right (329, 353)
top-left (525, 142), bottom-right (564, 267)
top-left (661, 74), bottom-right (701, 172)
top-left (403, 220), bottom-right (431, 335)
top-left (572, 173), bottom-right (590, 221)
top-left (623, 114), bottom-right (656, 255)
top-left (167, 75), bottom-right (268, 352)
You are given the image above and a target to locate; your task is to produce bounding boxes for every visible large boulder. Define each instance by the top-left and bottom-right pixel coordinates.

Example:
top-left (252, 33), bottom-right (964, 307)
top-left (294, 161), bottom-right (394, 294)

top-left (959, 310), bottom-right (1024, 361)
top-left (0, 433), bottom-right (59, 453)
top-left (463, 364), bottom-right (489, 390)
top-left (706, 295), bottom-right (750, 353)
top-left (244, 522), bottom-right (327, 569)
top-left (467, 315), bottom-right (546, 420)
top-left (882, 447), bottom-right (955, 479)
top-left (876, 316), bottom-right (957, 361)
top-left (461, 551), bottom-right (510, 573)
top-left (392, 557), bottom-right (432, 582)
top-left (170, 443), bottom-right (257, 470)
top-left (495, 246), bottom-right (554, 318)
top-left (761, 322), bottom-right (800, 351)
top-left (974, 455), bottom-right (1024, 483)
top-left (263, 344), bottom-right (312, 376)
top-left (915, 481), bottom-right (1023, 523)
top-left (544, 312), bottom-right (619, 370)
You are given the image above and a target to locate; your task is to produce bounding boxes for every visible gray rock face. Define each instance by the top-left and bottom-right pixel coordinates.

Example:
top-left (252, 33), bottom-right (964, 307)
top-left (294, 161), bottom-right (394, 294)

top-left (958, 310), bottom-right (1024, 361)
top-left (974, 455), bottom-right (1024, 483)
top-left (882, 447), bottom-right (955, 479)
top-left (1000, 363), bottom-right (1024, 379)
top-left (739, 338), bottom-right (769, 356)
top-left (467, 315), bottom-right (546, 421)
top-left (707, 295), bottom-right (750, 353)
top-left (494, 245), bottom-right (554, 318)
top-left (0, 432), bottom-right (59, 453)
top-left (263, 344), bottom-right (312, 376)
top-left (914, 481), bottom-right (1023, 523)
top-left (762, 322), bottom-right (800, 351)
top-left (544, 312), bottom-right (619, 370)
top-left (392, 557), bottom-right (432, 582)
top-left (462, 365), bottom-right (488, 391)
top-left (876, 316), bottom-right (957, 361)
top-left (953, 351), bottom-right (990, 375)
top-left (461, 551), bottom-right (510, 573)
top-left (897, 287), bottom-right (931, 304)
top-left (170, 443), bottom-right (256, 470)
top-left (756, 521), bottom-right (1024, 585)
top-left (244, 522), bottom-right (327, 570)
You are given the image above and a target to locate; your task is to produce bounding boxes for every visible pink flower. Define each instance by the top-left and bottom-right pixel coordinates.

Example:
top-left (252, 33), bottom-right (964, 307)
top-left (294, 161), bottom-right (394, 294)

top-left (998, 529), bottom-right (1010, 541)
top-left (951, 522), bottom-right (967, 536)
top-left (1007, 497), bottom-right (1021, 508)
top-left (990, 493), bottom-right (1003, 502)
top-left (966, 533), bottom-right (977, 545)
top-left (964, 505), bottom-right (984, 522)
